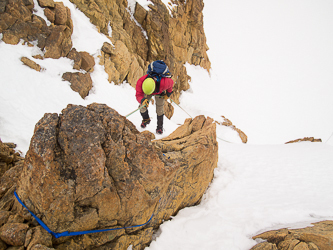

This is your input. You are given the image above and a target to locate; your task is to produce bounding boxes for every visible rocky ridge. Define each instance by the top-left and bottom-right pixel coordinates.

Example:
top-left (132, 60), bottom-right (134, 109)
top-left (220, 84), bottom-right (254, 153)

top-left (217, 115), bottom-right (248, 143)
top-left (285, 137), bottom-right (322, 144)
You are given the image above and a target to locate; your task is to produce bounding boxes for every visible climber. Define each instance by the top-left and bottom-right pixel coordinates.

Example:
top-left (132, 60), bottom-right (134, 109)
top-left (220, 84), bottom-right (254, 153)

top-left (135, 60), bottom-right (174, 135)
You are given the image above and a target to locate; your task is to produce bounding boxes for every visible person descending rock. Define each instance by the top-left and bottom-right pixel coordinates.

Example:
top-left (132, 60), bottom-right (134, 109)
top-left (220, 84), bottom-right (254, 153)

top-left (135, 60), bottom-right (174, 134)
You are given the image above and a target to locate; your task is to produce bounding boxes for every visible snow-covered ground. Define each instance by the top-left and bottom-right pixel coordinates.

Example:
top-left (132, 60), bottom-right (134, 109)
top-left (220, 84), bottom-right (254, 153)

top-left (1, 1), bottom-right (333, 249)
top-left (147, 141), bottom-right (333, 250)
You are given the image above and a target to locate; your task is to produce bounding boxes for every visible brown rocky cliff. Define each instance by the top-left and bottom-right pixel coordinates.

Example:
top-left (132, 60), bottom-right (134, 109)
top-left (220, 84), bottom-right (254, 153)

top-left (0, 0), bottom-right (96, 99)
top-left (2, 103), bottom-right (218, 249)
top-left (1, 0), bottom-right (210, 103)
top-left (65, 0), bottom-right (210, 102)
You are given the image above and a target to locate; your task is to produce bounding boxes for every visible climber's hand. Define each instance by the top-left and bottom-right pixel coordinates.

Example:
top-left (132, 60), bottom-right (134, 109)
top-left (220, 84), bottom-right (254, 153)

top-left (165, 91), bottom-right (173, 100)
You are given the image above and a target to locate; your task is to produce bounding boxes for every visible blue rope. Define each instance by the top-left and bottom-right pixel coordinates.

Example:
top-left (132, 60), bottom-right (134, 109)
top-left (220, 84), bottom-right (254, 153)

top-left (14, 191), bottom-right (155, 238)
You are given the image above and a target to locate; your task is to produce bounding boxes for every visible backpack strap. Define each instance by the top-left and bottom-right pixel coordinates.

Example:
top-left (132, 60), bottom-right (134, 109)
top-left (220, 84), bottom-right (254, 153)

top-left (162, 65), bottom-right (169, 75)
top-left (149, 62), bottom-right (154, 72)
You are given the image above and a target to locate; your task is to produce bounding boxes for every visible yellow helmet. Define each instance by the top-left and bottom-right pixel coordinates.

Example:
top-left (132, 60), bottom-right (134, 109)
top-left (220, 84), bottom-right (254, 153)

top-left (142, 78), bottom-right (156, 95)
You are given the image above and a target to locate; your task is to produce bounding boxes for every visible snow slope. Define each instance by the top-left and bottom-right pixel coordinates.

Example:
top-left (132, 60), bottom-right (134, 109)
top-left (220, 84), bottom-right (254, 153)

top-left (147, 141), bottom-right (333, 250)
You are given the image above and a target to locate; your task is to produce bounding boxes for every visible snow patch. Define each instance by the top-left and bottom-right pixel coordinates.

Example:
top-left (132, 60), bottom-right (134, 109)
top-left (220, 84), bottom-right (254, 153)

top-left (107, 21), bottom-right (112, 37)
top-left (32, 0), bottom-right (51, 26)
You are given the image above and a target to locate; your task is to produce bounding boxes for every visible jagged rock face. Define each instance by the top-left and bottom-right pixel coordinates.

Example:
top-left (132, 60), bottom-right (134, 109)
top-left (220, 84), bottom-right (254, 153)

top-left (0, 140), bottom-right (23, 178)
top-left (0, 0), bottom-right (73, 57)
top-left (0, 140), bottom-right (24, 211)
top-left (0, 0), bottom-right (95, 98)
top-left (15, 103), bottom-right (218, 249)
top-left (251, 221), bottom-right (333, 250)
top-left (0, 140), bottom-right (26, 249)
top-left (74, 0), bottom-right (210, 101)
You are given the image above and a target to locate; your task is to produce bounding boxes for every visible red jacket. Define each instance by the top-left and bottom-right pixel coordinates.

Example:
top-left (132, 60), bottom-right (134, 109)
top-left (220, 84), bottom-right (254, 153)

top-left (135, 74), bottom-right (174, 103)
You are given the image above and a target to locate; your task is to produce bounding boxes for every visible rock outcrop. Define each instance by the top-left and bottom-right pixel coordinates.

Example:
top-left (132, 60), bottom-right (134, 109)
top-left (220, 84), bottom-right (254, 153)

top-left (1, 0), bottom-right (210, 103)
top-left (216, 115), bottom-right (248, 143)
top-left (285, 137), bottom-right (322, 144)
top-left (251, 221), bottom-right (333, 250)
top-left (0, 103), bottom-right (218, 249)
top-left (0, 141), bottom-right (26, 248)
top-left (62, 72), bottom-right (93, 99)
top-left (0, 0), bottom-right (73, 57)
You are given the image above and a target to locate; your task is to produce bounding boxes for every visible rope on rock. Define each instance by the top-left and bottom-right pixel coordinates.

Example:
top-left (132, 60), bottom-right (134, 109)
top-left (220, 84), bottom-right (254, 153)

top-left (14, 191), bottom-right (156, 238)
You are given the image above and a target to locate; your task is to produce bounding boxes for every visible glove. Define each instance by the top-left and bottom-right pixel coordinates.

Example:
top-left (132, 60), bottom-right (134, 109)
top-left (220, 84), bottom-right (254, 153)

top-left (141, 97), bottom-right (149, 108)
top-left (162, 91), bottom-right (172, 100)
top-left (164, 91), bottom-right (173, 99)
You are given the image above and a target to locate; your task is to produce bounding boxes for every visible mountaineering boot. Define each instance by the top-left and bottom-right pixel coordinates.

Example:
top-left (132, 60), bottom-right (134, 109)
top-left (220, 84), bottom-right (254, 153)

top-left (140, 110), bottom-right (150, 128)
top-left (141, 119), bottom-right (151, 128)
top-left (156, 115), bottom-right (164, 134)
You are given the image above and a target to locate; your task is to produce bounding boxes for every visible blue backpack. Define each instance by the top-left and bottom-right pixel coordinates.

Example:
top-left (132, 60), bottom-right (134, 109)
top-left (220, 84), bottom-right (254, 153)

top-left (147, 60), bottom-right (172, 82)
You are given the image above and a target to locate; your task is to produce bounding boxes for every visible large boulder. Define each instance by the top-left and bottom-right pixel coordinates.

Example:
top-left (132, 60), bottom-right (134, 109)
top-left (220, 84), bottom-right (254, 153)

top-left (43, 24), bottom-right (72, 59)
top-left (14, 103), bottom-right (218, 249)
top-left (0, 222), bottom-right (29, 246)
